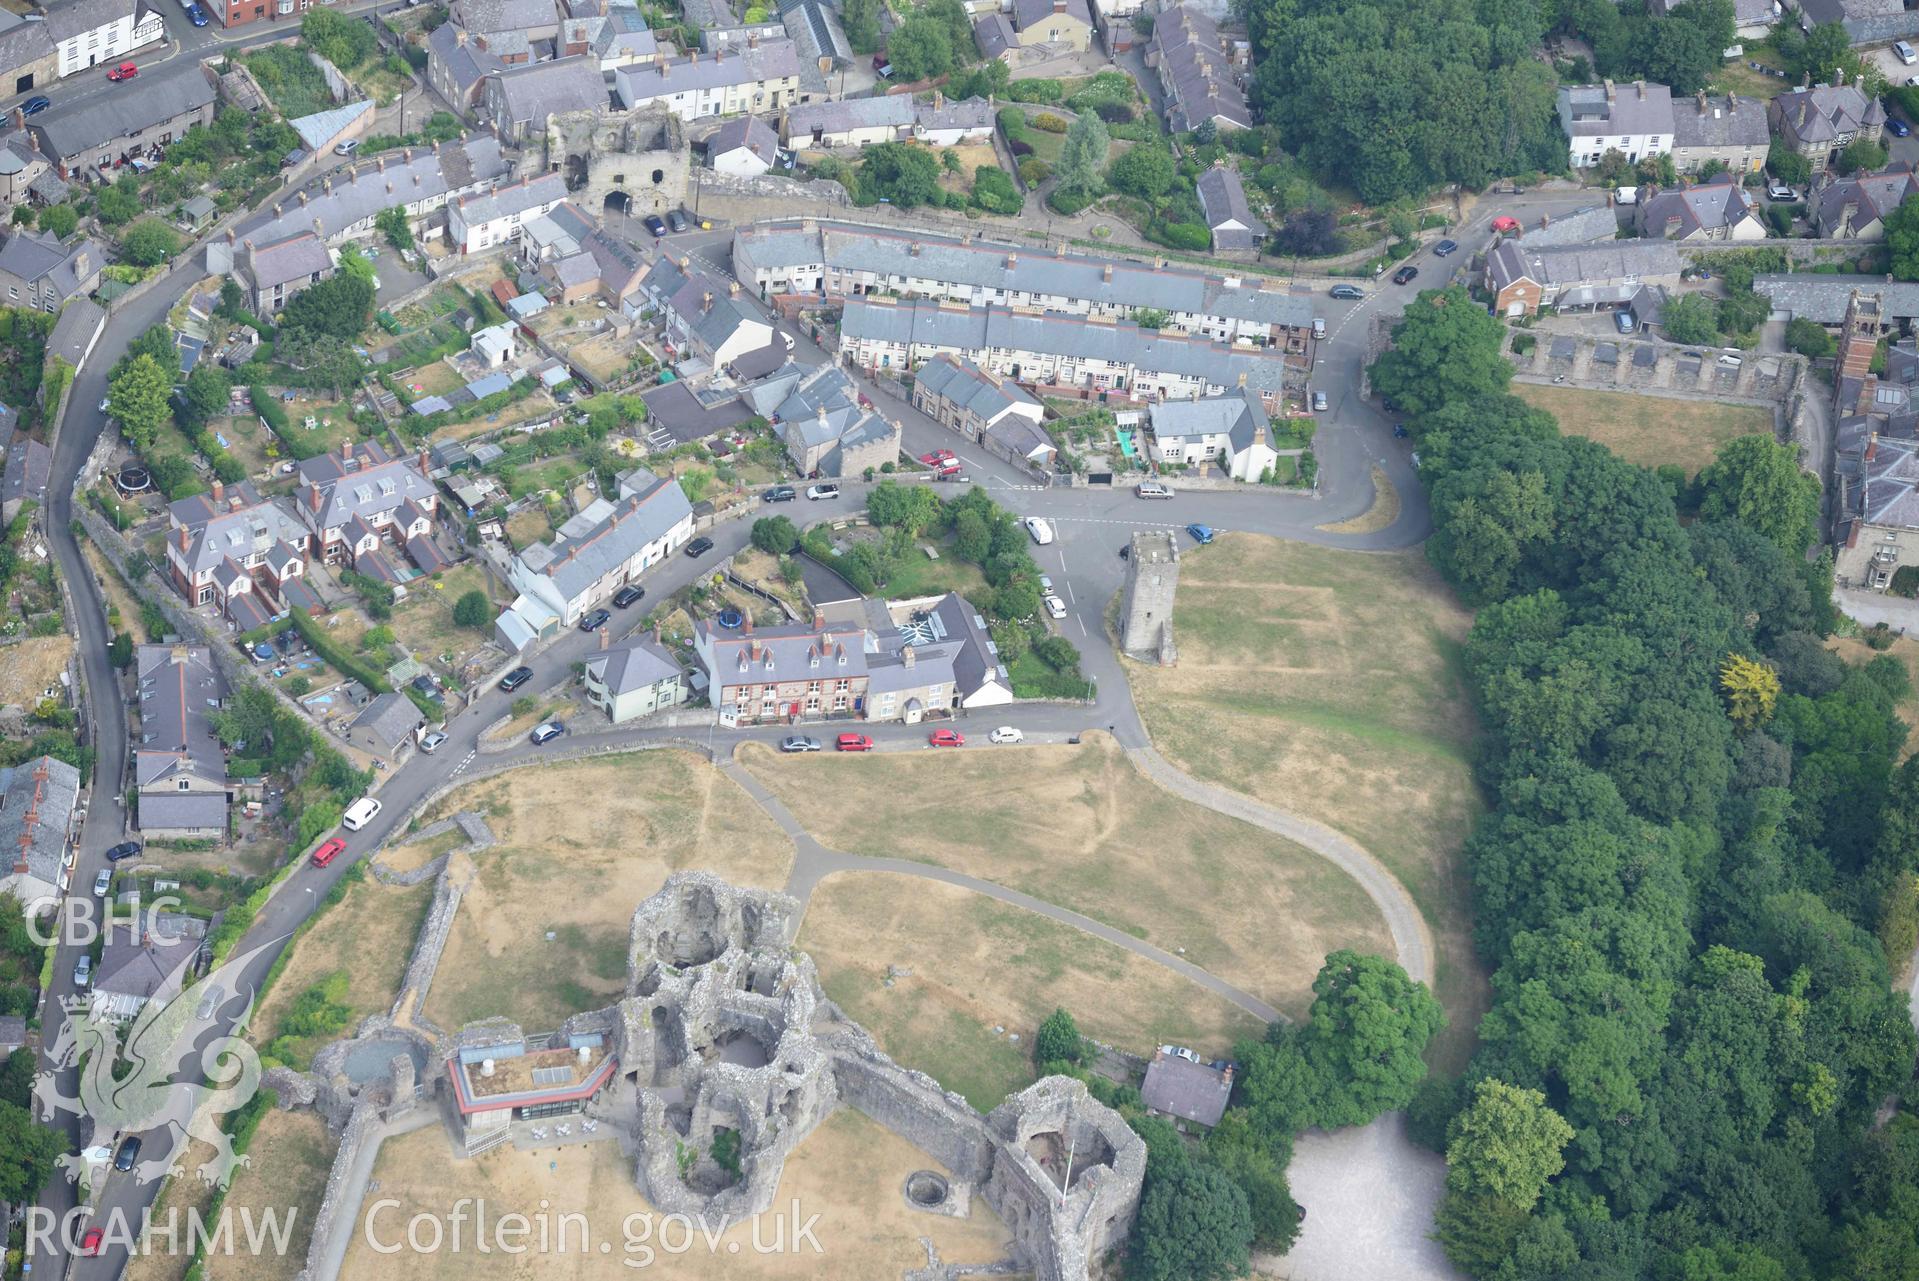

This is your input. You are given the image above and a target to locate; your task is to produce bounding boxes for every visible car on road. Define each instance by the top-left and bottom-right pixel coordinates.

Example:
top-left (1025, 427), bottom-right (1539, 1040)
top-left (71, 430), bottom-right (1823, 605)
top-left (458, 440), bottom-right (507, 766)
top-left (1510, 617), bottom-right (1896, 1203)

top-left (643, 214), bottom-right (668, 237)
top-left (196, 985), bottom-right (224, 1019)
top-left (1391, 264), bottom-right (1419, 285)
top-left (763, 485), bottom-right (797, 502)
top-left (98, 396), bottom-right (110, 413)
top-left (1312, 390), bottom-right (1328, 412)
top-left (342, 797), bottom-right (382, 831)
top-left (1766, 180), bottom-right (1796, 201)
top-left (499, 666), bottom-right (533, 692)
top-left (94, 868), bottom-right (112, 896)
top-left (1893, 117), bottom-right (1913, 138)
top-left (805, 483), bottom-right (840, 500)
top-left (107, 61), bottom-right (137, 81)
top-left (531, 721), bottom-right (566, 746)
top-left (780, 735), bottom-right (822, 752)
top-left (667, 209), bottom-right (688, 232)
top-left (614, 584), bottom-right (646, 608)
top-left (1038, 573), bottom-right (1053, 592)
top-left (683, 535), bottom-right (715, 558)
top-left (918, 449), bottom-right (957, 468)
top-left (835, 733), bottom-right (873, 751)
top-left (1186, 523), bottom-right (1215, 545)
top-left (82, 1227), bottom-right (104, 1257)
top-left (1136, 480), bottom-right (1173, 499)
top-left (929, 728), bottom-right (965, 747)
top-left (105, 840), bottom-right (141, 862)
top-left (72, 954), bottom-right (91, 988)
top-left (1329, 283), bottom-right (1365, 300)
top-left (1614, 308), bottom-right (1636, 334)
top-left (113, 1138), bottom-right (140, 1172)
top-left (989, 726), bottom-right (1024, 744)
top-left (1024, 516), bottom-right (1055, 545)
top-left (780, 332), bottom-right (795, 350)
top-left (1433, 238), bottom-right (1458, 256)
top-left (187, 3), bottom-right (208, 22)
top-left (419, 731), bottom-right (447, 754)
top-left (20, 95), bottom-right (49, 116)
top-left (311, 837), bottom-right (346, 868)
top-left (1044, 593), bottom-right (1067, 619)
top-left (335, 139), bottom-right (359, 156)
top-left (578, 607), bottom-right (611, 633)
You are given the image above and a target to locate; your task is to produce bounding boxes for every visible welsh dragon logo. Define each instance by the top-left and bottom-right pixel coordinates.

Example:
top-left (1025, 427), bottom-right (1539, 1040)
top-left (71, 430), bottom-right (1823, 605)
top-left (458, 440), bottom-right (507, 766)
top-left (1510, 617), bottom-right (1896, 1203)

top-left (33, 933), bottom-right (280, 1189)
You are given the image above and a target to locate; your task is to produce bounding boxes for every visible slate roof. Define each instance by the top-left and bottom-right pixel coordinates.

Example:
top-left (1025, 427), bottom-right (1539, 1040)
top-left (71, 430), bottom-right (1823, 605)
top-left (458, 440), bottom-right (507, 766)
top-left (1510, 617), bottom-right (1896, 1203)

top-left (614, 38), bottom-right (804, 106)
top-left (1013, 0), bottom-right (1090, 29)
top-left (1, 434), bottom-right (49, 510)
top-left (1149, 4), bottom-right (1250, 131)
top-left (780, 0), bottom-right (850, 64)
top-left (94, 912), bottom-right (207, 1017)
top-left (915, 96), bottom-right (994, 135)
top-left (584, 636), bottom-right (682, 695)
top-left (1517, 205), bottom-right (1620, 245)
top-left (42, 0), bottom-right (148, 42)
top-left (290, 100), bottom-right (375, 152)
top-left (1815, 163), bottom-right (1919, 232)
top-left (1773, 82), bottom-right (1881, 145)
top-left (1670, 91), bottom-right (1770, 151)
top-left (642, 253), bottom-right (766, 355)
top-left (133, 644), bottom-right (227, 796)
top-left (454, 171), bottom-right (567, 226)
top-left (0, 756), bottom-right (79, 896)
top-left (842, 298), bottom-right (1299, 393)
top-left (429, 21), bottom-right (504, 96)
top-left (1752, 274), bottom-right (1919, 323)
top-left (486, 57), bottom-right (609, 125)
top-left (1196, 165), bottom-right (1266, 239)
top-left (517, 468), bottom-right (692, 605)
top-left (786, 94), bottom-right (913, 139)
top-left (986, 414), bottom-right (1054, 463)
top-left (1558, 80), bottom-right (1677, 141)
top-left (1639, 176), bottom-right (1761, 236)
top-left (169, 487), bottom-right (310, 578)
top-left (243, 231), bottom-right (333, 292)
top-left (1488, 239), bottom-right (1684, 295)
top-left (32, 62), bottom-right (216, 162)
top-left (974, 12), bottom-right (1015, 56)
top-left (237, 137), bottom-right (511, 247)
top-left (456, 0), bottom-right (557, 32)
top-left (0, 228), bottom-right (99, 299)
top-left (736, 220), bottom-right (1315, 330)
top-left (1140, 1051), bottom-right (1232, 1127)
top-left (349, 690), bottom-right (426, 748)
top-left (295, 439), bottom-right (437, 535)
top-left (697, 616), bottom-right (869, 686)
top-left (1149, 391), bottom-right (1267, 454)
top-left (709, 114), bottom-right (780, 166)
top-left (45, 296), bottom-right (103, 366)
top-left (914, 353), bottom-right (1040, 424)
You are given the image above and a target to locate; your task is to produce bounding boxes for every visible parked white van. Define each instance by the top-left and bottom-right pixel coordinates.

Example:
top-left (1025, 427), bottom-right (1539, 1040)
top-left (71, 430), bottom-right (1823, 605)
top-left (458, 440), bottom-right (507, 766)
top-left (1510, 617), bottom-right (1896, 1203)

top-left (1024, 516), bottom-right (1055, 545)
top-left (342, 797), bottom-right (382, 831)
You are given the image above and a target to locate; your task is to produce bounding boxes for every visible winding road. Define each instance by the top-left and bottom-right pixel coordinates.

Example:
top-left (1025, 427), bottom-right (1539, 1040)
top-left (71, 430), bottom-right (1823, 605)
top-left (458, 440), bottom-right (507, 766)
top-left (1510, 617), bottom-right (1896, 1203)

top-left (15, 182), bottom-right (1616, 1280)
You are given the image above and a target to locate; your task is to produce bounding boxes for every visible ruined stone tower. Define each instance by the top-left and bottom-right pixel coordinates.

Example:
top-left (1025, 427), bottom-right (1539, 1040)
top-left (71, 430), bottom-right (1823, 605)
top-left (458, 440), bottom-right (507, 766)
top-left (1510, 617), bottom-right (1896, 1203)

top-left (1120, 530), bottom-right (1180, 664)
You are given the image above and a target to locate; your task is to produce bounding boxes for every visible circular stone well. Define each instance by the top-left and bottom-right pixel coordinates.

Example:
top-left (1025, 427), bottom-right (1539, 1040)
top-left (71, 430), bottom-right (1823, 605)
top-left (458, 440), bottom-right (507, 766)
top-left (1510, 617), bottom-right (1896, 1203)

top-left (905, 1171), bottom-right (949, 1210)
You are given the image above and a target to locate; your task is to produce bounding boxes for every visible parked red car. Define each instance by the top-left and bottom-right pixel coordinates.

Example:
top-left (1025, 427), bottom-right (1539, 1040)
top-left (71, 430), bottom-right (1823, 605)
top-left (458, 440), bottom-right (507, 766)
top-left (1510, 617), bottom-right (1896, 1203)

top-left (82, 1228), bottom-right (104, 1256)
top-left (836, 733), bottom-right (874, 752)
top-left (918, 449), bottom-right (956, 468)
top-left (928, 728), bottom-right (965, 747)
top-left (310, 837), bottom-right (346, 868)
top-left (107, 61), bottom-right (137, 81)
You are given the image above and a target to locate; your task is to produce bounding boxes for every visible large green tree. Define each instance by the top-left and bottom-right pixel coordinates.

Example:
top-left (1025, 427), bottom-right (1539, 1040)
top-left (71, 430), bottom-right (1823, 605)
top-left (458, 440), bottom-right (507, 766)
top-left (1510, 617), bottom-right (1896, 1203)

top-left (860, 142), bottom-right (942, 208)
top-left (108, 353), bottom-right (173, 454)
top-left (1054, 112), bottom-right (1111, 199)
top-left (1106, 145), bottom-right (1177, 201)
top-left (1129, 1157), bottom-right (1254, 1281)
top-left (280, 274), bottom-right (374, 341)
top-left (885, 14), bottom-right (953, 81)
top-left (120, 219), bottom-right (181, 267)
top-left (0, 1102), bottom-right (61, 1203)
top-left (1695, 434), bottom-right (1821, 556)
top-left (1366, 286), bottom-right (1513, 421)
top-left (1444, 1079), bottom-right (1573, 1209)
top-left (1660, 292), bottom-right (1721, 345)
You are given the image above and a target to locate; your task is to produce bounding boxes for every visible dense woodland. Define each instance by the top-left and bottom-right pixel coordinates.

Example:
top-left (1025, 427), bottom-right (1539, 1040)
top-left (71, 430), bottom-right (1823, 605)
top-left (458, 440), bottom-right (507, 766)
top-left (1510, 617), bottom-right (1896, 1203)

top-left (1375, 287), bottom-right (1919, 1277)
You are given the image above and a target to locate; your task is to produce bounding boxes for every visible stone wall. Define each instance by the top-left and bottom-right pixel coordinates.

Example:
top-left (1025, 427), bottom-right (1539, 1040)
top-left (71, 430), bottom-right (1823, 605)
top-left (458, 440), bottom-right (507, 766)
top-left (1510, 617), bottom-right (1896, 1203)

top-left (1119, 530), bottom-right (1180, 660)
top-left (368, 811), bottom-right (495, 886)
top-left (293, 1094), bottom-right (381, 1281)
top-left (304, 49), bottom-right (355, 107)
top-left (395, 863), bottom-right (465, 1028)
top-left (1508, 330), bottom-right (1804, 408)
top-left (828, 1031), bottom-right (996, 1182)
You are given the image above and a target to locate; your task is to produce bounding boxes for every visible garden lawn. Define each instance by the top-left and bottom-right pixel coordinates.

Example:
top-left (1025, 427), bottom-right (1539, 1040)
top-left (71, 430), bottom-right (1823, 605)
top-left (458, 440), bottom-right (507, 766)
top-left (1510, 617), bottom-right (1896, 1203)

top-left (388, 562), bottom-right (495, 669)
top-left (1514, 382), bottom-right (1773, 477)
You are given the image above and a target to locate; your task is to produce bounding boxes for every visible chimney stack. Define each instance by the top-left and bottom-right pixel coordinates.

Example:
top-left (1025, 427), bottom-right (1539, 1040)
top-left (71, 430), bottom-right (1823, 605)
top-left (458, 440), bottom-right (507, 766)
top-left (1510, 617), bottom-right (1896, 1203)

top-left (176, 525), bottom-right (189, 551)
top-left (211, 479), bottom-right (224, 504)
top-left (1604, 77), bottom-right (1616, 106)
top-left (599, 626), bottom-right (610, 650)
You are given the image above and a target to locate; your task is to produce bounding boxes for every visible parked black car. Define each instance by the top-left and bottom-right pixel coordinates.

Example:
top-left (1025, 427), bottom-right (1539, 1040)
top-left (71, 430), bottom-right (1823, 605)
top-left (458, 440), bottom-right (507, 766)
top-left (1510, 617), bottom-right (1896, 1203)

top-left (763, 486), bottom-right (797, 502)
top-left (499, 666), bottom-right (533, 692)
top-left (105, 841), bottom-right (142, 863)
top-left (578, 608), bottom-right (611, 633)
top-left (684, 536), bottom-right (715, 558)
top-left (1392, 264), bottom-right (1419, 285)
top-left (114, 1138), bottom-right (141, 1172)
top-left (614, 585), bottom-right (646, 608)
top-left (1433, 239), bottom-right (1458, 257)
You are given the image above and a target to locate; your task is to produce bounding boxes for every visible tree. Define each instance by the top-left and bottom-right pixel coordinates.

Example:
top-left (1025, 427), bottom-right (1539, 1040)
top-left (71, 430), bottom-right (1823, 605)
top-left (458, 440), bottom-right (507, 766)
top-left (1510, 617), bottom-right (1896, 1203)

top-left (864, 480), bottom-right (940, 532)
top-left (1720, 654), bottom-right (1781, 729)
top-left (95, 180), bottom-right (141, 227)
top-left (0, 1048), bottom-right (33, 1108)
top-left (274, 330), bottom-right (364, 397)
top-left (859, 142), bottom-right (942, 208)
top-left (1785, 316), bottom-right (1836, 358)
top-left (1129, 1158), bottom-right (1254, 1281)
top-left (1888, 196), bottom-right (1919, 282)
top-left (953, 508), bottom-right (991, 562)
top-left (217, 276), bottom-right (245, 316)
top-left (336, 243), bottom-right (375, 287)
top-left (750, 515), bottom-right (800, 554)
top-left (374, 206), bottom-right (414, 252)
top-left (1055, 112), bottom-right (1111, 199)
top-left (1778, 19), bottom-right (1859, 86)
top-left (1367, 286), bottom-right (1512, 421)
top-left (303, 6), bottom-right (376, 66)
top-left (1106, 145), bottom-right (1177, 201)
top-left (452, 590), bottom-right (490, 628)
top-left (1271, 209), bottom-right (1340, 257)
top-left (108, 354), bottom-right (172, 454)
top-left (1293, 951), bottom-right (1444, 1127)
top-left (885, 14), bottom-right (953, 81)
top-left (183, 363), bottom-right (232, 424)
top-left (1766, 139), bottom-right (1812, 189)
top-left (120, 219), bottom-right (180, 267)
top-left (0, 1102), bottom-right (61, 1203)
top-left (108, 630), bottom-right (133, 670)
top-left (1695, 434), bottom-right (1821, 555)
top-left (1835, 135), bottom-right (1889, 176)
top-left (1443, 1079), bottom-right (1573, 1209)
top-left (1659, 291), bottom-right (1720, 345)
top-left (38, 204), bottom-right (77, 239)
top-left (841, 0), bottom-right (881, 52)
top-left (280, 274), bottom-right (374, 340)
top-left (1034, 1007), bottom-right (1083, 1065)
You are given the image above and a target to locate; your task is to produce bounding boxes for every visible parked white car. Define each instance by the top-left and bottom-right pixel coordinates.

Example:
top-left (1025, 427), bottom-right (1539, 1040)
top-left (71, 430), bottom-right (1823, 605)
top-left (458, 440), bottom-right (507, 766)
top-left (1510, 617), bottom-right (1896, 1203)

top-left (1043, 594), bottom-right (1067, 620)
top-left (989, 726), bottom-right (1025, 744)
top-left (1025, 516), bottom-right (1055, 545)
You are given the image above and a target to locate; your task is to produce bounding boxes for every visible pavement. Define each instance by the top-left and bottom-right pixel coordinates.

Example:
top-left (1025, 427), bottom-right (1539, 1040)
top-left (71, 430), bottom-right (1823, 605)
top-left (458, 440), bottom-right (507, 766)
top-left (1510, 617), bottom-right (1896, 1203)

top-left (13, 183), bottom-right (1618, 1280)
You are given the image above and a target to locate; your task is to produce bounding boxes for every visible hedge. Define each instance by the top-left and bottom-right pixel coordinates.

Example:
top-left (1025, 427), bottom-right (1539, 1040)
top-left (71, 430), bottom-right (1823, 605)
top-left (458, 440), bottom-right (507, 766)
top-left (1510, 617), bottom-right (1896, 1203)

top-left (249, 384), bottom-right (289, 432)
top-left (289, 606), bottom-right (391, 695)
